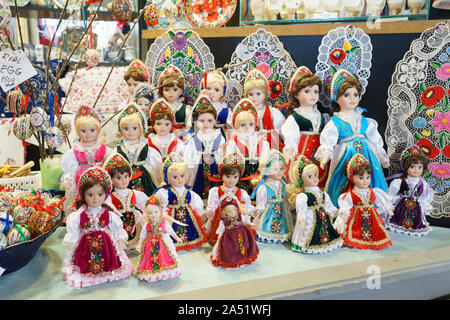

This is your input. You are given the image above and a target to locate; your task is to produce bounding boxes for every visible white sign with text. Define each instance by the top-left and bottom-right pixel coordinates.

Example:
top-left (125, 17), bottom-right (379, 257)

top-left (0, 48), bottom-right (37, 92)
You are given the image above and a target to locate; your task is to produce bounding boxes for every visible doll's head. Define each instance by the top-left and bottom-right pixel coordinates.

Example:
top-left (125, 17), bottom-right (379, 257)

top-left (134, 82), bottom-right (154, 116)
top-left (103, 153), bottom-right (132, 190)
top-left (76, 166), bottom-right (112, 209)
top-left (400, 144), bottom-right (427, 178)
top-left (74, 105), bottom-right (101, 143)
top-left (162, 152), bottom-right (187, 187)
top-left (157, 65), bottom-right (184, 103)
top-left (124, 59), bottom-right (150, 96)
top-left (220, 196), bottom-right (241, 221)
top-left (144, 194), bottom-right (164, 224)
top-left (243, 68), bottom-right (269, 107)
top-left (192, 94), bottom-right (217, 132)
top-left (286, 66), bottom-right (322, 115)
top-left (340, 153), bottom-right (372, 193)
top-left (287, 155), bottom-right (316, 203)
top-left (232, 98), bottom-right (257, 134)
top-left (201, 71), bottom-right (228, 103)
top-left (330, 69), bottom-right (362, 115)
top-left (149, 99), bottom-right (175, 136)
top-left (118, 104), bottom-right (148, 140)
top-left (259, 149), bottom-right (286, 181)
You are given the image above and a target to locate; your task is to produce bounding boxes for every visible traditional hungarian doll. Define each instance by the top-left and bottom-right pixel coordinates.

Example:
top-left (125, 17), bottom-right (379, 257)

top-left (147, 98), bottom-right (185, 162)
top-left (280, 66), bottom-right (329, 187)
top-left (205, 151), bottom-right (255, 246)
top-left (334, 153), bottom-right (393, 250)
top-left (62, 166), bottom-right (133, 288)
top-left (210, 196), bottom-right (259, 268)
top-left (117, 103), bottom-right (163, 196)
top-left (225, 98), bottom-right (270, 194)
top-left (103, 153), bottom-right (148, 252)
top-left (184, 94), bottom-right (226, 199)
top-left (251, 150), bottom-right (294, 243)
top-left (61, 105), bottom-right (112, 215)
top-left (386, 144), bottom-right (434, 236)
top-left (157, 64), bottom-right (193, 135)
top-left (315, 69), bottom-right (390, 207)
top-left (122, 59), bottom-right (151, 112)
top-left (287, 155), bottom-right (343, 254)
top-left (200, 70), bottom-right (233, 138)
top-left (155, 153), bottom-right (208, 251)
top-left (243, 67), bottom-right (285, 150)
top-left (136, 194), bottom-right (186, 282)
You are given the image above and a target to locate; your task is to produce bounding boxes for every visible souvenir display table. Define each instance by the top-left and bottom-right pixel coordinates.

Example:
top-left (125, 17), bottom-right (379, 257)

top-left (1, 225), bottom-right (450, 300)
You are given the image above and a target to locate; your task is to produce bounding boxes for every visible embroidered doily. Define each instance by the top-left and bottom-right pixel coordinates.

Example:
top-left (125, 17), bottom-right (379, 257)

top-left (315, 25), bottom-right (373, 110)
top-left (386, 20), bottom-right (450, 218)
top-left (145, 29), bottom-right (215, 103)
top-left (225, 28), bottom-right (297, 109)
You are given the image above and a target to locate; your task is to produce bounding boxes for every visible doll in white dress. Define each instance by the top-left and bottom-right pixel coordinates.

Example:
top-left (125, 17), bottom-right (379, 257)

top-left (116, 103), bottom-right (163, 196)
top-left (386, 144), bottom-right (434, 236)
top-left (287, 155), bottom-right (343, 254)
top-left (334, 153), bottom-right (393, 250)
top-left (243, 67), bottom-right (285, 150)
top-left (62, 166), bottom-right (133, 288)
top-left (147, 98), bottom-right (185, 162)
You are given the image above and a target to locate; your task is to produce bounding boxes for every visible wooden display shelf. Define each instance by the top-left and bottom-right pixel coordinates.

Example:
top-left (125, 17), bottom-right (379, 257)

top-left (142, 19), bottom-right (449, 39)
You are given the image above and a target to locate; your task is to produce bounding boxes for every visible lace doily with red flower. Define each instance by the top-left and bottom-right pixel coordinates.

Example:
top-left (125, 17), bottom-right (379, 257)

top-left (145, 30), bottom-right (215, 104)
top-left (314, 25), bottom-right (373, 110)
top-left (386, 20), bottom-right (450, 218)
top-left (224, 28), bottom-right (297, 110)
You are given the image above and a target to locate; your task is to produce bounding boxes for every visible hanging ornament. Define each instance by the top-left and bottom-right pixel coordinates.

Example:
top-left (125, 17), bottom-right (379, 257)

top-left (111, 0), bottom-right (132, 24)
top-left (85, 48), bottom-right (100, 67)
top-left (56, 117), bottom-right (72, 136)
top-left (144, 1), bottom-right (159, 27)
top-left (6, 89), bottom-right (26, 114)
top-left (0, 0), bottom-right (12, 32)
top-left (13, 115), bottom-right (33, 141)
top-left (30, 107), bottom-right (50, 132)
top-left (44, 126), bottom-right (64, 149)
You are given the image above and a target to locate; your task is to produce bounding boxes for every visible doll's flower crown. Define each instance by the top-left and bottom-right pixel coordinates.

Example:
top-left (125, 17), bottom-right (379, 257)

top-left (331, 69), bottom-right (357, 103)
top-left (157, 64), bottom-right (184, 90)
top-left (74, 105), bottom-right (101, 127)
top-left (149, 98), bottom-right (175, 124)
top-left (400, 144), bottom-right (425, 171)
top-left (289, 155), bottom-right (315, 188)
top-left (201, 70), bottom-right (229, 99)
top-left (127, 59), bottom-right (150, 82)
top-left (346, 153), bottom-right (369, 183)
top-left (244, 67), bottom-right (269, 93)
top-left (78, 166), bottom-right (113, 195)
top-left (288, 66), bottom-right (313, 95)
top-left (162, 152), bottom-right (185, 183)
top-left (219, 151), bottom-right (245, 176)
top-left (145, 194), bottom-right (164, 209)
top-left (118, 103), bottom-right (148, 134)
top-left (260, 149), bottom-right (286, 171)
top-left (232, 98), bottom-right (257, 127)
top-left (192, 93), bottom-right (215, 116)
top-left (103, 153), bottom-right (131, 174)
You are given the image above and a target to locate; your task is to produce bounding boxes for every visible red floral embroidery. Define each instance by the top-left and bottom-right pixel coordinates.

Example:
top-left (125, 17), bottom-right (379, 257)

top-left (330, 49), bottom-right (346, 65)
top-left (417, 138), bottom-right (440, 159)
top-left (421, 85), bottom-right (446, 108)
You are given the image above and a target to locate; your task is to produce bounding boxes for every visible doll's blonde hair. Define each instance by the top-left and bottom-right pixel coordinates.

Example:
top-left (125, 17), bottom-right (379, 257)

top-left (205, 71), bottom-right (226, 99)
top-left (119, 113), bottom-right (144, 135)
top-left (233, 110), bottom-right (256, 130)
top-left (243, 79), bottom-right (268, 100)
top-left (75, 116), bottom-right (101, 138)
top-left (158, 162), bottom-right (189, 188)
top-left (286, 163), bottom-right (318, 204)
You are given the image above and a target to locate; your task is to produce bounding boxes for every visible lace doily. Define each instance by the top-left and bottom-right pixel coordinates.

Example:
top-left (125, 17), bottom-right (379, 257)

top-left (145, 29), bottom-right (215, 104)
top-left (386, 20), bottom-right (450, 218)
top-left (315, 25), bottom-right (373, 110)
top-left (224, 28), bottom-right (297, 110)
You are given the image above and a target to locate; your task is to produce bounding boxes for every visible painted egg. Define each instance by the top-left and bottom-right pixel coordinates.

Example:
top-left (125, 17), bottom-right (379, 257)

top-left (0, 211), bottom-right (14, 234)
top-left (112, 0), bottom-right (132, 23)
top-left (144, 2), bottom-right (159, 27)
top-left (27, 210), bottom-right (53, 238)
top-left (6, 89), bottom-right (26, 114)
top-left (13, 115), bottom-right (33, 140)
top-left (44, 126), bottom-right (64, 149)
top-left (0, 233), bottom-right (6, 250)
top-left (30, 107), bottom-right (50, 131)
top-left (85, 48), bottom-right (100, 68)
top-left (0, 0), bottom-right (12, 31)
top-left (12, 205), bottom-right (35, 225)
top-left (6, 224), bottom-right (31, 245)
top-left (44, 198), bottom-right (63, 223)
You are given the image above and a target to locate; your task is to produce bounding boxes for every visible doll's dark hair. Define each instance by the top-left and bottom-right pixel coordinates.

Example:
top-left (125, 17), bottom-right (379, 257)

top-left (124, 70), bottom-right (148, 83)
top-left (285, 74), bottom-right (323, 117)
top-left (193, 104), bottom-right (217, 121)
top-left (331, 76), bottom-right (363, 115)
top-left (159, 72), bottom-right (185, 91)
top-left (339, 160), bottom-right (372, 195)
top-left (108, 164), bottom-right (132, 180)
top-left (149, 107), bottom-right (174, 134)
top-left (220, 164), bottom-right (243, 179)
top-left (403, 154), bottom-right (427, 172)
top-left (75, 180), bottom-right (109, 209)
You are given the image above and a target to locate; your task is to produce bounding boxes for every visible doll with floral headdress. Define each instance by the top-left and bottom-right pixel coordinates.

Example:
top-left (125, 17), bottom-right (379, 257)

top-left (334, 153), bottom-right (393, 250)
top-left (116, 103), bottom-right (163, 196)
top-left (154, 153), bottom-right (208, 251)
top-left (385, 144), bottom-right (434, 236)
top-left (184, 94), bottom-right (226, 199)
top-left (157, 64), bottom-right (193, 136)
top-left (121, 59), bottom-right (151, 112)
top-left (251, 150), bottom-right (293, 243)
top-left (280, 66), bottom-right (329, 187)
top-left (315, 69), bottom-right (390, 207)
top-left (61, 105), bottom-right (112, 215)
top-left (243, 67), bottom-right (285, 150)
top-left (205, 151), bottom-right (255, 246)
top-left (103, 153), bottom-right (148, 252)
top-left (287, 155), bottom-right (343, 254)
top-left (62, 166), bottom-right (133, 288)
top-left (135, 194), bottom-right (187, 282)
top-left (210, 196), bottom-right (259, 268)
top-left (147, 98), bottom-right (185, 163)
top-left (225, 98), bottom-right (270, 194)
top-left (200, 70), bottom-right (233, 139)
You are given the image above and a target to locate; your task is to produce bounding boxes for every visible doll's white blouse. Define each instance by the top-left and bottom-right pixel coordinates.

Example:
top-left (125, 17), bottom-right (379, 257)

top-left (148, 132), bottom-right (185, 158)
top-left (63, 205), bottom-right (128, 247)
top-left (207, 186), bottom-right (255, 217)
top-left (315, 108), bottom-right (389, 164)
top-left (387, 176), bottom-right (434, 213)
top-left (113, 188), bottom-right (148, 213)
top-left (183, 129), bottom-right (225, 169)
top-left (225, 132), bottom-right (270, 161)
top-left (155, 185), bottom-right (205, 216)
top-left (255, 178), bottom-right (284, 212)
top-left (295, 186), bottom-right (338, 223)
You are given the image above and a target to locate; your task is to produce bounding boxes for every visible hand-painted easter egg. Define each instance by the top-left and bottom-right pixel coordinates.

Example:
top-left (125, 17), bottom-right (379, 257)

top-left (85, 48), bottom-right (100, 68)
top-left (13, 115), bottom-right (33, 140)
top-left (112, 0), bottom-right (132, 23)
top-left (0, 211), bottom-right (14, 234)
top-left (6, 224), bottom-right (31, 246)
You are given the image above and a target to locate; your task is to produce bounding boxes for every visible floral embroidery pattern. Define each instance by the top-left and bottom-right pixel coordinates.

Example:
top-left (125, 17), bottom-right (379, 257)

top-left (270, 203), bottom-right (283, 234)
top-left (174, 207), bottom-right (188, 242)
top-left (87, 234), bottom-right (105, 275)
top-left (353, 141), bottom-right (364, 154)
top-left (121, 212), bottom-right (136, 240)
top-left (237, 232), bottom-right (246, 256)
top-left (360, 208), bottom-right (372, 241)
top-left (316, 206), bottom-right (330, 244)
top-left (149, 236), bottom-right (161, 272)
top-left (402, 198), bottom-right (417, 230)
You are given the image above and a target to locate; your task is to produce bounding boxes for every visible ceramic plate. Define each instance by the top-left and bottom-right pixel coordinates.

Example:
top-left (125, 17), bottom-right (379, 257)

top-left (184, 0), bottom-right (237, 28)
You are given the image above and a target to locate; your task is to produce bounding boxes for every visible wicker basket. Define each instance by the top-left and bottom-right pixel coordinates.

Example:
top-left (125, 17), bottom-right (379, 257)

top-left (0, 171), bottom-right (42, 191)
